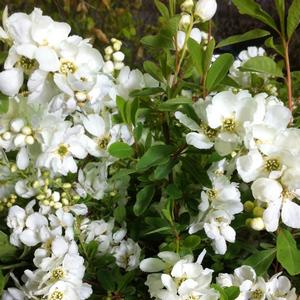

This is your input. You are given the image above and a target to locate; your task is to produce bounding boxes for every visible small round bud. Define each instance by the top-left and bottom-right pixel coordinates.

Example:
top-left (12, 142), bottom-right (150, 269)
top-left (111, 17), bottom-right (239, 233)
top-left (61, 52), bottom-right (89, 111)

top-left (114, 62), bottom-right (124, 71)
top-left (10, 164), bottom-right (17, 173)
top-left (55, 178), bottom-right (62, 185)
top-left (62, 198), bottom-right (69, 205)
top-left (10, 198), bottom-right (16, 204)
top-left (14, 134), bottom-right (26, 147)
top-left (21, 126), bottom-right (32, 135)
top-left (49, 200), bottom-right (55, 207)
top-left (244, 201), bottom-right (254, 213)
top-left (73, 195), bottom-right (80, 201)
top-left (104, 54), bottom-right (111, 61)
top-left (6, 202), bottom-right (12, 208)
top-left (104, 46), bottom-right (114, 56)
top-left (194, 0), bottom-right (217, 22)
top-left (112, 51), bottom-right (125, 63)
top-left (63, 183), bottom-right (72, 189)
top-left (32, 181), bottom-right (40, 189)
top-left (43, 200), bottom-right (50, 206)
top-left (2, 198), bottom-right (7, 203)
top-left (251, 217), bottom-right (265, 231)
top-left (0, 205), bottom-right (4, 211)
top-left (110, 191), bottom-right (117, 197)
top-left (52, 191), bottom-right (61, 202)
top-left (181, 0), bottom-right (194, 13)
top-left (113, 40), bottom-right (122, 51)
top-left (2, 131), bottom-right (12, 141)
top-left (253, 206), bottom-right (264, 218)
top-left (25, 135), bottom-right (35, 145)
top-left (37, 194), bottom-right (46, 200)
top-left (179, 14), bottom-right (192, 30)
top-left (10, 118), bottom-right (25, 133)
top-left (54, 202), bottom-right (63, 209)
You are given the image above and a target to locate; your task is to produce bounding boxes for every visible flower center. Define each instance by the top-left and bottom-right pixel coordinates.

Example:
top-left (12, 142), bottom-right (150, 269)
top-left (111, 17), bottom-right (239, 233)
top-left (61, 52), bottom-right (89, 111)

top-left (56, 144), bottom-right (69, 158)
top-left (251, 288), bottom-right (264, 300)
top-left (98, 135), bottom-right (111, 150)
top-left (19, 56), bottom-right (35, 70)
top-left (265, 158), bottom-right (280, 172)
top-left (201, 124), bottom-right (217, 139)
top-left (49, 290), bottom-right (64, 300)
top-left (60, 60), bottom-right (77, 75)
top-left (222, 118), bottom-right (236, 132)
top-left (51, 267), bottom-right (65, 281)
top-left (207, 189), bottom-right (217, 200)
top-left (175, 276), bottom-right (187, 287)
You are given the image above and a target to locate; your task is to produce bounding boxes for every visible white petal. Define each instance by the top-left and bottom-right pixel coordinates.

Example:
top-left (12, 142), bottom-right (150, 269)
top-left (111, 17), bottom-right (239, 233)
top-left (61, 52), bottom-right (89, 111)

top-left (263, 201), bottom-right (281, 232)
top-left (282, 201), bottom-right (300, 229)
top-left (186, 132), bottom-right (214, 149)
top-left (161, 274), bottom-right (177, 293)
top-left (35, 47), bottom-right (60, 72)
top-left (0, 68), bottom-right (23, 96)
top-left (140, 258), bottom-right (165, 273)
top-left (82, 114), bottom-right (106, 137)
top-left (16, 147), bottom-right (29, 170)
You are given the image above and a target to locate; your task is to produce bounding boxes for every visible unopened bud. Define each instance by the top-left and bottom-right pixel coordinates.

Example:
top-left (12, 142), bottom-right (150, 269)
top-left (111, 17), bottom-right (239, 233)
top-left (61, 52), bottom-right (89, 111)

top-left (2, 131), bottom-right (12, 141)
top-left (104, 46), bottom-right (114, 56)
top-left (179, 14), bottom-right (192, 30)
top-left (22, 126), bottom-right (32, 135)
top-left (112, 51), bottom-right (125, 62)
top-left (25, 135), bottom-right (35, 145)
top-left (251, 217), bottom-right (265, 231)
top-left (10, 118), bottom-right (25, 133)
top-left (194, 0), bottom-right (217, 22)
top-left (253, 206), bottom-right (264, 218)
top-left (244, 201), bottom-right (254, 213)
top-left (181, 0), bottom-right (194, 13)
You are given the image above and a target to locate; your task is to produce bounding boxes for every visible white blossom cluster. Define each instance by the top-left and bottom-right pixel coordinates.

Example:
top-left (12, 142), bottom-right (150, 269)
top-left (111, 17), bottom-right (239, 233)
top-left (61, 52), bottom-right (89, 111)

top-left (140, 250), bottom-right (219, 300)
top-left (217, 265), bottom-right (297, 300)
top-left (4, 200), bottom-right (92, 299)
top-left (176, 89), bottom-right (300, 238)
top-left (0, 6), bottom-right (152, 298)
top-left (140, 252), bottom-right (297, 300)
top-left (80, 218), bottom-right (141, 271)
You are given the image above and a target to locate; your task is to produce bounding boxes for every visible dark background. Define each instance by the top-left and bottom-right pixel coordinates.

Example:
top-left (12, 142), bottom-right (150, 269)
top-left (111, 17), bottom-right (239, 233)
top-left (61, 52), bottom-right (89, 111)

top-left (0, 0), bottom-right (299, 68)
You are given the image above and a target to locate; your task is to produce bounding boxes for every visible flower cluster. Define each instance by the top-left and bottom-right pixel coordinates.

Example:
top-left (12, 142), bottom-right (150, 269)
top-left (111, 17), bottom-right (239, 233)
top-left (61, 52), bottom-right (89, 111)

top-left (217, 265), bottom-right (296, 300)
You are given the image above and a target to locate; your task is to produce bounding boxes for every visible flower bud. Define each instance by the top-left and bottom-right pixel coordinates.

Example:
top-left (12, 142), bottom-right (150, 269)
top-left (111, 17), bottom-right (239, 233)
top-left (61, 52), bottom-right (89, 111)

top-left (104, 46), bottom-right (114, 56)
top-left (10, 118), bottom-right (25, 133)
top-left (181, 0), bottom-right (194, 13)
top-left (194, 0), bottom-right (217, 22)
top-left (2, 131), bottom-right (12, 141)
top-left (113, 39), bottom-right (122, 51)
top-left (251, 217), bottom-right (265, 231)
top-left (75, 92), bottom-right (87, 102)
top-left (179, 14), bottom-right (192, 30)
top-left (253, 206), bottom-right (265, 217)
top-left (114, 62), bottom-right (124, 71)
top-left (14, 134), bottom-right (26, 147)
top-left (21, 126), bottom-right (32, 135)
top-left (25, 135), bottom-right (35, 145)
top-left (112, 51), bottom-right (125, 62)
top-left (244, 201), bottom-right (254, 213)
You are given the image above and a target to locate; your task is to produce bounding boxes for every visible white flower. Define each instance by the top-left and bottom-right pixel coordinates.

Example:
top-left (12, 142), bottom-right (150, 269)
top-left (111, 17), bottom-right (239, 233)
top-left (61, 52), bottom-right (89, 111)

top-left (266, 273), bottom-right (297, 300)
top-left (177, 28), bottom-right (202, 50)
top-left (2, 288), bottom-right (25, 300)
top-left (0, 68), bottom-right (23, 96)
top-left (194, 0), bottom-right (217, 22)
top-left (37, 123), bottom-right (89, 175)
top-left (112, 238), bottom-right (141, 271)
top-left (203, 210), bottom-right (236, 255)
top-left (198, 176), bottom-right (242, 215)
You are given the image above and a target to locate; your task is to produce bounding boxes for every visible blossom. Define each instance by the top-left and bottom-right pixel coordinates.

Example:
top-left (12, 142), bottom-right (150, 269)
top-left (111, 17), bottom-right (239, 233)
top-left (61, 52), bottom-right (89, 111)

top-left (194, 0), bottom-right (217, 22)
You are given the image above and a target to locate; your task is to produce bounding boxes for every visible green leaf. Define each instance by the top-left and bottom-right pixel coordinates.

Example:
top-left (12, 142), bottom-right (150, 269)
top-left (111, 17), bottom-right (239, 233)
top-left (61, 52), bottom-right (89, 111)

top-left (232, 0), bottom-right (278, 31)
top-left (153, 159), bottom-right (176, 180)
top-left (212, 284), bottom-right (239, 300)
top-left (114, 205), bottom-right (126, 223)
top-left (158, 97), bottom-right (193, 111)
top-left (264, 37), bottom-right (284, 57)
top-left (203, 38), bottom-right (216, 74)
top-left (0, 270), bottom-right (5, 295)
top-left (277, 229), bottom-right (300, 275)
top-left (243, 249), bottom-right (276, 275)
top-left (183, 235), bottom-right (201, 249)
top-left (130, 87), bottom-right (164, 97)
top-left (143, 61), bottom-right (164, 81)
top-left (187, 38), bottom-right (203, 75)
top-left (275, 0), bottom-right (285, 34)
top-left (0, 93), bottom-right (9, 114)
top-left (241, 56), bottom-right (284, 77)
top-left (216, 29), bottom-right (270, 48)
top-left (287, 0), bottom-right (300, 39)
top-left (97, 269), bottom-right (116, 291)
top-left (0, 231), bottom-right (17, 262)
top-left (141, 16), bottom-right (180, 49)
top-left (205, 53), bottom-right (234, 92)
top-left (108, 142), bottom-right (134, 159)
top-left (154, 0), bottom-right (170, 19)
top-left (136, 145), bottom-right (175, 171)
top-left (116, 96), bottom-right (127, 122)
top-left (133, 185), bottom-right (155, 216)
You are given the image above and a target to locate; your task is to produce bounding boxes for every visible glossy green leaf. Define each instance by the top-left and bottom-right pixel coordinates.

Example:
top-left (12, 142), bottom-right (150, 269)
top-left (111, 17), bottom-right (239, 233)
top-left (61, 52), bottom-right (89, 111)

top-left (154, 0), bottom-right (170, 19)
top-left (275, 0), bottom-right (285, 34)
top-left (187, 38), bottom-right (203, 75)
top-left (243, 249), bottom-right (276, 275)
top-left (108, 142), bottom-right (134, 159)
top-left (133, 185), bottom-right (155, 216)
top-left (287, 0), bottom-right (300, 39)
top-left (143, 61), bottom-right (164, 81)
top-left (137, 145), bottom-right (175, 171)
top-left (232, 0), bottom-right (278, 31)
top-left (241, 56), bottom-right (284, 77)
top-left (205, 53), bottom-right (234, 92)
top-left (216, 29), bottom-right (270, 48)
top-left (277, 229), bottom-right (300, 275)
top-left (158, 97), bottom-right (193, 111)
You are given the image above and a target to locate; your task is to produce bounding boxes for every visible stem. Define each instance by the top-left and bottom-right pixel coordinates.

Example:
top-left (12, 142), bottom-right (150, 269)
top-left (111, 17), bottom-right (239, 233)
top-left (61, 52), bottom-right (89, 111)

top-left (202, 21), bottom-right (212, 98)
top-left (282, 38), bottom-right (293, 112)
